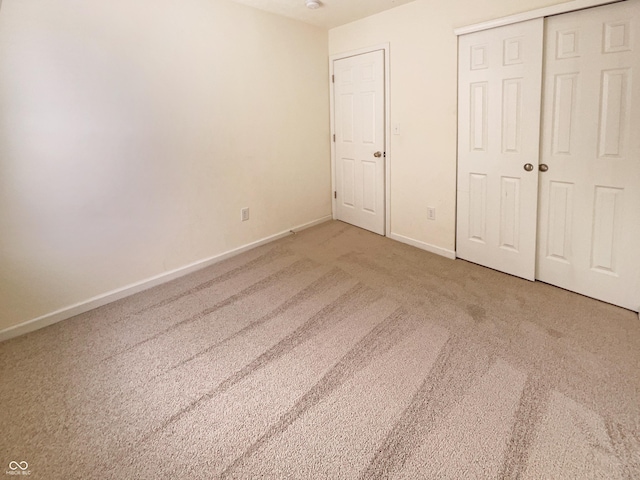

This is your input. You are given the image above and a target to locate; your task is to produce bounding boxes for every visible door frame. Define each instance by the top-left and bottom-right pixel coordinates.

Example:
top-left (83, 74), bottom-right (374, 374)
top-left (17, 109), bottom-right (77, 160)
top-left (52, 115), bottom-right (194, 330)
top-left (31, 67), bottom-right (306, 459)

top-left (454, 0), bottom-right (623, 35)
top-left (329, 43), bottom-right (391, 236)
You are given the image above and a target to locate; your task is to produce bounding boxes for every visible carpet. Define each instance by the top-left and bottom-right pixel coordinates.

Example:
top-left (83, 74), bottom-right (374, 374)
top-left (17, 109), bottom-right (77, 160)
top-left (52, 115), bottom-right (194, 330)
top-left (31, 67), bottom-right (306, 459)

top-left (1, 220), bottom-right (639, 478)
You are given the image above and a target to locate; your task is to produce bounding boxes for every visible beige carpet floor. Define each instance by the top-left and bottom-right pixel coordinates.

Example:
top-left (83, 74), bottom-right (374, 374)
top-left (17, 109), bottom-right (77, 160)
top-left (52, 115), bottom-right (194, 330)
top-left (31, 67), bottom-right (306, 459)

top-left (1, 220), bottom-right (639, 479)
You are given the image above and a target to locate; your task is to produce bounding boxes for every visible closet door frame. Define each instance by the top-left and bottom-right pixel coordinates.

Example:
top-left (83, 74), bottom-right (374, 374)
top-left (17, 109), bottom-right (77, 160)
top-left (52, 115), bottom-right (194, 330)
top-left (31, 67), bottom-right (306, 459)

top-left (454, 0), bottom-right (625, 36)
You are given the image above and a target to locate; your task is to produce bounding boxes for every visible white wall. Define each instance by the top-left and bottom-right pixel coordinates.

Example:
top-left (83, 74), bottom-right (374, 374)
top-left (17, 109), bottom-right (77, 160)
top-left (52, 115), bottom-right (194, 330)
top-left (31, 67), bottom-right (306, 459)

top-left (329, 0), bottom-right (572, 255)
top-left (0, 0), bottom-right (330, 332)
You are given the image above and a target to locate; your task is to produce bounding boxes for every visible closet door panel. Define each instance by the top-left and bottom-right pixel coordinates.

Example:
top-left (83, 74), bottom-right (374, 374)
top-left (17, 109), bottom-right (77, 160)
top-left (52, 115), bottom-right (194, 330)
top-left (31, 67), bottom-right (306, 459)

top-left (457, 19), bottom-right (544, 280)
top-left (537, 1), bottom-right (640, 312)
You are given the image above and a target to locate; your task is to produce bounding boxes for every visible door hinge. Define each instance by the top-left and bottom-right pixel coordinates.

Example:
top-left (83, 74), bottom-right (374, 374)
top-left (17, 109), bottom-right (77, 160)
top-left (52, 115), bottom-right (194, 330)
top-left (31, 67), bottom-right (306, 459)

top-left (334, 191), bottom-right (337, 199)
top-left (332, 74), bottom-right (335, 83)
top-left (333, 134), bottom-right (336, 142)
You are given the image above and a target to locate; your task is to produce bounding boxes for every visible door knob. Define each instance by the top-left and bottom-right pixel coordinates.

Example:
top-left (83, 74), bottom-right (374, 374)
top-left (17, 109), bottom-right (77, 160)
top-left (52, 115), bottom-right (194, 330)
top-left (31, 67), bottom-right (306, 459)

top-left (539, 164), bottom-right (549, 172)
top-left (373, 151), bottom-right (382, 158)
top-left (523, 163), bottom-right (534, 172)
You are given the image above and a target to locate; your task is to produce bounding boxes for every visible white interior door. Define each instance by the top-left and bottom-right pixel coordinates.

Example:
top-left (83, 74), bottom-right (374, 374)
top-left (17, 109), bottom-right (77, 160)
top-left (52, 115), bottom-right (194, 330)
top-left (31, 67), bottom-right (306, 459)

top-left (537, 1), bottom-right (640, 312)
top-left (456, 19), bottom-right (544, 280)
top-left (333, 50), bottom-right (385, 235)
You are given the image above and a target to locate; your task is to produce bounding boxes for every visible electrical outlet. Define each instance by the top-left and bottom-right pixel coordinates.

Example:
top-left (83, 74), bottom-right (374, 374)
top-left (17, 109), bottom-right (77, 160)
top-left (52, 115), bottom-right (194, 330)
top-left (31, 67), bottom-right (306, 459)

top-left (427, 207), bottom-right (436, 220)
top-left (241, 207), bottom-right (249, 222)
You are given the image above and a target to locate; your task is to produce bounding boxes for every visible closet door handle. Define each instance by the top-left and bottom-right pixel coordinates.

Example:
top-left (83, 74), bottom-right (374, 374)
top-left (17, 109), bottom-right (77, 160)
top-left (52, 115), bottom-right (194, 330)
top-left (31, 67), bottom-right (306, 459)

top-left (539, 164), bottom-right (549, 172)
top-left (523, 163), bottom-right (534, 172)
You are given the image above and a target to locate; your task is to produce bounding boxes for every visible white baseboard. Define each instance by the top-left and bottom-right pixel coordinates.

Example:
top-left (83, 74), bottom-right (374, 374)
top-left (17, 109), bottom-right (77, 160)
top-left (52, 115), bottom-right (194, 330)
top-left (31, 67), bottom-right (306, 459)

top-left (388, 232), bottom-right (456, 260)
top-left (0, 215), bottom-right (332, 343)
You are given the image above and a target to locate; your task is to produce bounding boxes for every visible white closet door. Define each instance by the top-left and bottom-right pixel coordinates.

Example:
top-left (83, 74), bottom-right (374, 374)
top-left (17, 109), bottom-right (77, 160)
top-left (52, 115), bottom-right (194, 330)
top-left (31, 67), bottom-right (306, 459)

top-left (537, 1), bottom-right (640, 312)
top-left (457, 19), bottom-right (544, 280)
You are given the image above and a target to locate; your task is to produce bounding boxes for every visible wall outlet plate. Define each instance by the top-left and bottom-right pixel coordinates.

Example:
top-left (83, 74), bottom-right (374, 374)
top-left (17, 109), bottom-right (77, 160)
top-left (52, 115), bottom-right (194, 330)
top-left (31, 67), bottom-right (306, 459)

top-left (241, 207), bottom-right (250, 221)
top-left (427, 207), bottom-right (436, 220)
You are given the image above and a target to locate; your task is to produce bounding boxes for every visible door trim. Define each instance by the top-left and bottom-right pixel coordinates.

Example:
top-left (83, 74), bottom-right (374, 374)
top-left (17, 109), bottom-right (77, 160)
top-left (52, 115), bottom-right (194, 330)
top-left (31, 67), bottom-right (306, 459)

top-left (329, 43), bottom-right (391, 236)
top-left (454, 0), bottom-right (625, 36)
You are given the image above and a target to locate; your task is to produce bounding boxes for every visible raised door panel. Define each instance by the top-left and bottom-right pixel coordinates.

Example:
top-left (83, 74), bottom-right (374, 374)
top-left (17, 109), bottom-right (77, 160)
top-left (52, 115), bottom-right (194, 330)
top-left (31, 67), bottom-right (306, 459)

top-left (340, 94), bottom-right (355, 143)
top-left (499, 177), bottom-right (521, 252)
top-left (598, 68), bottom-right (629, 158)
top-left (551, 73), bottom-right (578, 155)
top-left (361, 91), bottom-right (377, 145)
top-left (502, 78), bottom-right (523, 153)
top-left (470, 82), bottom-right (489, 151)
top-left (545, 181), bottom-right (574, 263)
top-left (361, 160), bottom-right (377, 213)
top-left (468, 173), bottom-right (487, 243)
top-left (341, 158), bottom-right (356, 208)
top-left (590, 186), bottom-right (623, 275)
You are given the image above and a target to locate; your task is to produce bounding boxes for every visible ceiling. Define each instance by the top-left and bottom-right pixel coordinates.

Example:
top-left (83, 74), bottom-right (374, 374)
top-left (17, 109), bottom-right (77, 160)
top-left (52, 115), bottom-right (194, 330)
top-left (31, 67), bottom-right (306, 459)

top-left (228, 0), bottom-right (418, 29)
